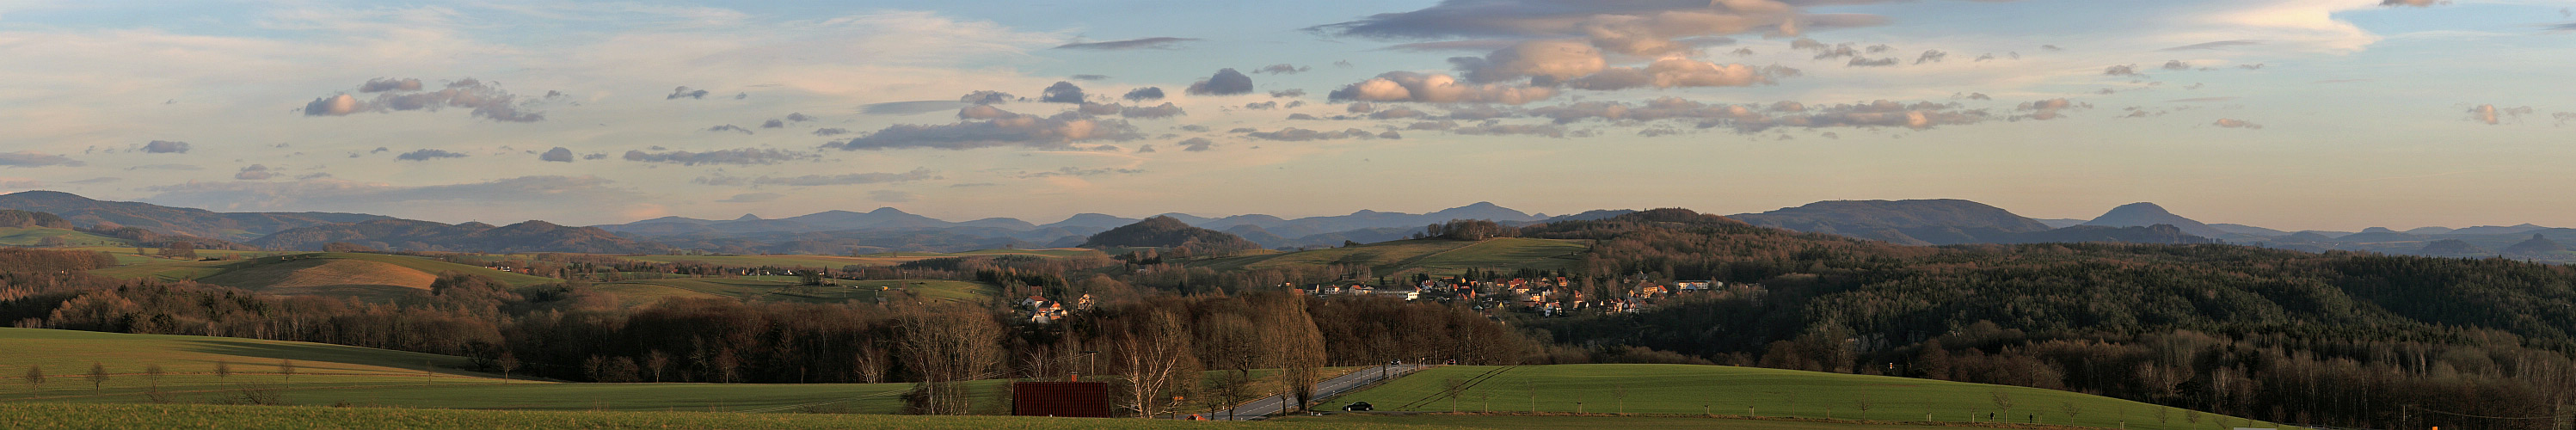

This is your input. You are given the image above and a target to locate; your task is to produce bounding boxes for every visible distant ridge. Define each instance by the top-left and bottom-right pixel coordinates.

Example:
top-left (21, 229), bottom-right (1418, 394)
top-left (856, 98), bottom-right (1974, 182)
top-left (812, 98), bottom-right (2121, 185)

top-left (2081, 202), bottom-right (2228, 237)
top-left (0, 190), bottom-right (387, 241)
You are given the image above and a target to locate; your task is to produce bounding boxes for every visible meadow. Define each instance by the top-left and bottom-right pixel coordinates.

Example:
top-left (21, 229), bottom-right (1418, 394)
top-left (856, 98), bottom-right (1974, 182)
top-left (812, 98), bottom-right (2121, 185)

top-left (1320, 365), bottom-right (2285, 430)
top-left (0, 402), bottom-right (1460, 430)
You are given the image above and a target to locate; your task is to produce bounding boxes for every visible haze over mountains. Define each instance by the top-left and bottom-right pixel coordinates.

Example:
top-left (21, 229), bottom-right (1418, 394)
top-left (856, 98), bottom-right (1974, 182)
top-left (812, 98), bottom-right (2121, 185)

top-left (0, 189), bottom-right (2566, 261)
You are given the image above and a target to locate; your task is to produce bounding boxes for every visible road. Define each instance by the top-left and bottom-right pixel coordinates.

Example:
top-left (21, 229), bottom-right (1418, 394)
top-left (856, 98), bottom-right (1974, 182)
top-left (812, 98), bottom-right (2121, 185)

top-left (1202, 364), bottom-right (1425, 421)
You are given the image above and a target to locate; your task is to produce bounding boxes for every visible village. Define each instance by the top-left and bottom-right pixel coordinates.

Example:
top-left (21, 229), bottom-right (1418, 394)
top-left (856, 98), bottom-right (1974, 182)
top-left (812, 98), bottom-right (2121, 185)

top-left (1015, 274), bottom-right (1766, 323)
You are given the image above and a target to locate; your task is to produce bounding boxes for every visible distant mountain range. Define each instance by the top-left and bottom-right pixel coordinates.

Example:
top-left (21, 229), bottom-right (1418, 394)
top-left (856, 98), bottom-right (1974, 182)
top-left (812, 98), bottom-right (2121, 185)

top-left (1727, 200), bottom-right (2206, 246)
top-left (1, 190), bottom-right (2564, 260)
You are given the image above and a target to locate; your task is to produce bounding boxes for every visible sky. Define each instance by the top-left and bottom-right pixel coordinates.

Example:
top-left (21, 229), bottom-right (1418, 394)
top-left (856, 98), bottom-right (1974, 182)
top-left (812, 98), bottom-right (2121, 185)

top-left (0, 0), bottom-right (2570, 231)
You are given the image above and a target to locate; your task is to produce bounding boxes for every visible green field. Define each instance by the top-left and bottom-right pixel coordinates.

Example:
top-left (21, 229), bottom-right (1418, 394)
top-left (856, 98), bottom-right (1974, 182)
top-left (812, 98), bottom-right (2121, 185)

top-left (1282, 414), bottom-right (2008, 429)
top-left (1324, 365), bottom-right (2281, 430)
top-left (87, 252), bottom-right (557, 293)
top-left (0, 402), bottom-right (1460, 430)
top-left (0, 227), bottom-right (132, 247)
top-left (1192, 238), bottom-right (1586, 277)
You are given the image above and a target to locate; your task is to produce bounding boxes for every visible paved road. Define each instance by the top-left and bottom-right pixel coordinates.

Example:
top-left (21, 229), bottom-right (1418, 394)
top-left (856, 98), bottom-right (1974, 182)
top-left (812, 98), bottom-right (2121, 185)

top-left (1204, 364), bottom-right (1425, 421)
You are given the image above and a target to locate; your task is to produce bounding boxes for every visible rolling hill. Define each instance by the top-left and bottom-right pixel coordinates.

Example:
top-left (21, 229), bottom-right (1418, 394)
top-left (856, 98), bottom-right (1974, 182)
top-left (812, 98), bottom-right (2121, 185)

top-left (1727, 200), bottom-right (2053, 245)
top-left (1192, 237), bottom-right (1587, 277)
top-left (1080, 216), bottom-right (1262, 254)
top-left (0, 190), bottom-right (385, 241)
top-left (252, 219), bottom-right (665, 254)
top-left (93, 252), bottom-right (556, 299)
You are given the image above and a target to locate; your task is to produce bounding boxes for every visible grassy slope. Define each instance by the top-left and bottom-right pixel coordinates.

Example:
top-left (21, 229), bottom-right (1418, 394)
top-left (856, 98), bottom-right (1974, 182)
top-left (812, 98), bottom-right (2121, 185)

top-left (0, 328), bottom-right (520, 404)
top-left (0, 403), bottom-right (1458, 430)
top-left (0, 227), bottom-right (131, 247)
top-left (89, 253), bottom-right (556, 289)
top-left (1324, 365), bottom-right (2285, 430)
top-left (1192, 238), bottom-right (1586, 277)
top-left (1283, 415), bottom-right (2002, 430)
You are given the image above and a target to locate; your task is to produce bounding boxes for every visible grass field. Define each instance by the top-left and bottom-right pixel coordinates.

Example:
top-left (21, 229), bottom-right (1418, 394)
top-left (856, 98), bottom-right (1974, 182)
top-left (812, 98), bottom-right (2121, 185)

top-left (87, 253), bottom-right (558, 295)
top-left (1192, 238), bottom-right (1586, 277)
top-left (0, 227), bottom-right (132, 247)
top-left (1322, 365), bottom-right (2284, 430)
top-left (1281, 414), bottom-right (2034, 429)
top-left (0, 403), bottom-right (1467, 430)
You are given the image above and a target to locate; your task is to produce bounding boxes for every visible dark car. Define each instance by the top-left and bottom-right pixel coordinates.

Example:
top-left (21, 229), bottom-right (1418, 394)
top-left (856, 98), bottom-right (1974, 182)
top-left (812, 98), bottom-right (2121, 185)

top-left (1341, 402), bottom-right (1374, 412)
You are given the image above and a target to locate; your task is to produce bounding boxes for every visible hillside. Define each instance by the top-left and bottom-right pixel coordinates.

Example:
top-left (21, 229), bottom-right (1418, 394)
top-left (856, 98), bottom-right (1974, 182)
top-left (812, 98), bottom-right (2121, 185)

top-left (588, 278), bottom-right (995, 307)
top-left (2079, 202), bottom-right (2227, 237)
top-left (0, 190), bottom-right (385, 241)
top-left (1319, 364), bottom-right (2277, 430)
top-left (0, 403), bottom-right (1442, 429)
top-left (1727, 200), bottom-right (2050, 246)
top-left (0, 226), bottom-right (132, 247)
top-left (2504, 234), bottom-right (2568, 255)
top-left (98, 252), bottom-right (556, 299)
top-left (252, 219), bottom-right (665, 254)
top-left (1192, 237), bottom-right (1586, 277)
top-left (1079, 216), bottom-right (1262, 254)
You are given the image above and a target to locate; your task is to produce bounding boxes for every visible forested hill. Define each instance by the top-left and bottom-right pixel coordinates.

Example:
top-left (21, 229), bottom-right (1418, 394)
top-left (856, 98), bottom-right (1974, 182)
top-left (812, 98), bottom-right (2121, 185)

top-left (1520, 208), bottom-right (2576, 427)
top-left (0, 209), bottom-right (72, 229)
top-left (250, 218), bottom-right (666, 254)
top-left (1078, 216), bottom-right (1262, 255)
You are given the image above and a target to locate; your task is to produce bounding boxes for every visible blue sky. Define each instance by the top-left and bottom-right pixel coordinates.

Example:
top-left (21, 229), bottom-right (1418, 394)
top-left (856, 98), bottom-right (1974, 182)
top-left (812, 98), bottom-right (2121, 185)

top-left (0, 0), bottom-right (2568, 230)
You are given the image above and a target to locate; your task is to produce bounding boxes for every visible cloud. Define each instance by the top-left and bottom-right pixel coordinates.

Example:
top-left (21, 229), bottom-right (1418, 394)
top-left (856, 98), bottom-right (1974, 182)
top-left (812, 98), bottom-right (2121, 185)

top-left (2159, 40), bottom-right (2262, 51)
top-left (2468, 104), bottom-right (2534, 125)
top-left (1069, 74), bottom-right (1111, 81)
top-left (126, 163), bottom-right (198, 170)
top-left (2104, 64), bottom-right (2145, 77)
top-left (1328, 71), bottom-right (1558, 105)
top-left (303, 77), bottom-right (547, 122)
top-left (1241, 127), bottom-right (1389, 141)
top-left (1120, 102), bottom-right (1186, 119)
top-left (1846, 57), bottom-right (1897, 67)
top-left (2379, 0), bottom-right (2444, 6)
top-left (1309, 0), bottom-right (1846, 57)
top-left (1519, 97), bottom-right (1989, 132)
top-left (1041, 81), bottom-right (1086, 103)
top-left (707, 124), bottom-right (753, 134)
top-left (667, 86), bottom-right (710, 99)
top-left (1254, 64), bottom-right (1310, 74)
top-left (234, 164), bottom-right (274, 180)
top-left (1453, 40), bottom-right (1604, 83)
top-left (823, 110), bottom-right (1141, 150)
top-left (395, 149), bottom-right (468, 161)
top-left (1565, 58), bottom-right (1792, 90)
top-left (142, 140), bottom-right (191, 154)
top-left (1122, 87), bottom-right (1165, 101)
top-left (1245, 101), bottom-right (1278, 110)
top-left (622, 148), bottom-right (815, 166)
top-left (1382, 40), bottom-right (1523, 52)
top-left (761, 119), bottom-right (786, 128)
top-left (540, 147), bottom-right (575, 163)
top-left (1054, 36), bottom-right (1200, 50)
top-left (2015, 98), bottom-right (2091, 120)
top-left (2238, 64), bottom-right (2266, 70)
top-left (869, 190), bottom-right (917, 202)
top-left (716, 193), bottom-right (783, 203)
top-left (785, 113), bottom-right (815, 122)
top-left (1449, 123), bottom-right (1570, 138)
top-left (0, 151), bottom-right (83, 168)
top-left (2212, 119), bottom-right (2263, 129)
top-left (1270, 89), bottom-right (1306, 98)
top-left (2167, 96), bottom-right (2239, 103)
top-left (1913, 50), bottom-right (1947, 64)
top-left (1186, 68), bottom-right (1255, 95)
top-left (359, 77), bottom-right (424, 93)
top-left (813, 128), bottom-right (853, 136)
top-left (1177, 138), bottom-right (1215, 151)
top-left (1370, 106), bottom-right (1427, 119)
top-left (713, 168), bottom-right (939, 186)
top-left (2161, 60), bottom-right (2192, 71)
top-left (862, 100), bottom-right (970, 115)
